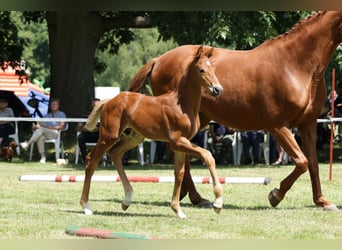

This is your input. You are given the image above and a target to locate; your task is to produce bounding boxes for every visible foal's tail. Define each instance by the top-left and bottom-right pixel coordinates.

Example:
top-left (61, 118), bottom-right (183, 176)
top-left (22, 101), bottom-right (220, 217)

top-left (84, 99), bottom-right (109, 131)
top-left (128, 59), bottom-right (156, 93)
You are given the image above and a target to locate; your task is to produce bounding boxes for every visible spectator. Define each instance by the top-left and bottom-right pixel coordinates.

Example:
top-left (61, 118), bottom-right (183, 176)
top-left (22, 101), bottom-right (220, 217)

top-left (0, 96), bottom-right (15, 147)
top-left (154, 141), bottom-right (167, 163)
top-left (76, 98), bottom-right (101, 163)
top-left (333, 80), bottom-right (342, 142)
top-left (207, 121), bottom-right (234, 164)
top-left (20, 97), bottom-right (66, 163)
top-left (241, 131), bottom-right (263, 165)
top-left (191, 129), bottom-right (206, 148)
top-left (272, 142), bottom-right (286, 165)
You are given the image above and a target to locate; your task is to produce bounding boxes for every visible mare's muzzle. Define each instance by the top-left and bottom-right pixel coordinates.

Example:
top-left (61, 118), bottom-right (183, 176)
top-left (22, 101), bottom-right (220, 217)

top-left (210, 85), bottom-right (223, 97)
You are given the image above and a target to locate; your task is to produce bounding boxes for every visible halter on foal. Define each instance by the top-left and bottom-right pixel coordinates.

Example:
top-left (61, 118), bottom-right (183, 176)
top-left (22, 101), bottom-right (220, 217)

top-left (79, 46), bottom-right (223, 218)
top-left (129, 11), bottom-right (342, 211)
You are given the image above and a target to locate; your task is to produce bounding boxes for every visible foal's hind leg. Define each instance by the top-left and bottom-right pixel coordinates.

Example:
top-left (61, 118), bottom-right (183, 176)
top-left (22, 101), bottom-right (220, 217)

top-left (108, 132), bottom-right (145, 211)
top-left (80, 139), bottom-right (116, 215)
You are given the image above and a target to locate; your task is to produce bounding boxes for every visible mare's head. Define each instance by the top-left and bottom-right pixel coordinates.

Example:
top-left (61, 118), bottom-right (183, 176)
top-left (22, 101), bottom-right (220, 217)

top-left (192, 45), bottom-right (223, 97)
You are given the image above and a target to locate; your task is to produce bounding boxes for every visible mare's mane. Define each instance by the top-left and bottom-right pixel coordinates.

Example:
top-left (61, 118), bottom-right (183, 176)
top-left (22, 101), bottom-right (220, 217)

top-left (260, 11), bottom-right (326, 47)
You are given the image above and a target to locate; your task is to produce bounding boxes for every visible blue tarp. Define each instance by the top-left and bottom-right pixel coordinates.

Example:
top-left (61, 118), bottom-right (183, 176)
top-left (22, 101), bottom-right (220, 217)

top-left (18, 89), bottom-right (50, 117)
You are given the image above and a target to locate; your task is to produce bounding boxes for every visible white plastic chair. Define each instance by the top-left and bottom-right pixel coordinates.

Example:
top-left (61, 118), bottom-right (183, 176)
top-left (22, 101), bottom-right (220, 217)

top-left (74, 131), bottom-right (107, 166)
top-left (259, 132), bottom-right (270, 165)
top-left (8, 121), bottom-right (20, 155)
top-left (75, 132), bottom-right (144, 166)
top-left (29, 123), bottom-right (69, 161)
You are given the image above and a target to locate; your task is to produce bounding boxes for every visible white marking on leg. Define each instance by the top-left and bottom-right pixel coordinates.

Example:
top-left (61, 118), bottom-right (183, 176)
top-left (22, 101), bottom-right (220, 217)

top-left (213, 196), bottom-right (223, 209)
top-left (177, 208), bottom-right (187, 219)
top-left (122, 191), bottom-right (133, 207)
top-left (83, 202), bottom-right (93, 215)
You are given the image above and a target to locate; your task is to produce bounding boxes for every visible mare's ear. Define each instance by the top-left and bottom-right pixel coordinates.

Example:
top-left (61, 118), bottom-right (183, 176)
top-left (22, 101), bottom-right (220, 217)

top-left (208, 46), bottom-right (215, 57)
top-left (195, 45), bottom-right (204, 60)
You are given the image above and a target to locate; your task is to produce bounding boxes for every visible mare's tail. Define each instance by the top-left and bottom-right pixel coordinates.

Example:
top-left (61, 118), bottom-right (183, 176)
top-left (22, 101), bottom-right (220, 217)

top-left (84, 99), bottom-right (109, 131)
top-left (128, 59), bottom-right (156, 93)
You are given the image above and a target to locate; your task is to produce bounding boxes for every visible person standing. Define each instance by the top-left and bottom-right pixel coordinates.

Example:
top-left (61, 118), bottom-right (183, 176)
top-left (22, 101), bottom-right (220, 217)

top-left (241, 131), bottom-right (263, 165)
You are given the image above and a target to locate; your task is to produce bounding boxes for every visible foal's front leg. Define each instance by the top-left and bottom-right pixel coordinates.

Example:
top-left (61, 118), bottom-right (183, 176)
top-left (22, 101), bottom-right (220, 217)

top-left (170, 137), bottom-right (223, 214)
top-left (171, 151), bottom-right (187, 218)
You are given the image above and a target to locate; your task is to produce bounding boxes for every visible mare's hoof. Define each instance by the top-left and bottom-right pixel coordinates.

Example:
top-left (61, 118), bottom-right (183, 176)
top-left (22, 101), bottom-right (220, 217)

top-left (268, 188), bottom-right (281, 207)
top-left (196, 199), bottom-right (213, 208)
top-left (323, 204), bottom-right (339, 211)
top-left (121, 203), bottom-right (129, 211)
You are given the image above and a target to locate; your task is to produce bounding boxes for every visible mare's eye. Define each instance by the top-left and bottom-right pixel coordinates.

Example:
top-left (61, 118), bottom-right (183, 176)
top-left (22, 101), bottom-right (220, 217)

top-left (199, 68), bottom-right (205, 74)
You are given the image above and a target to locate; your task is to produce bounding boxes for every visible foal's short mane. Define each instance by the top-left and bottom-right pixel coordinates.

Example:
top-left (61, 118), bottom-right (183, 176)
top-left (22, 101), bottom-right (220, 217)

top-left (261, 11), bottom-right (326, 46)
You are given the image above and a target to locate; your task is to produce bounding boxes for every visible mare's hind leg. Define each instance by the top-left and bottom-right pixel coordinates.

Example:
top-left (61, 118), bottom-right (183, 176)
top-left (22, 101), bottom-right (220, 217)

top-left (169, 137), bottom-right (223, 215)
top-left (80, 138), bottom-right (117, 215)
top-left (108, 131), bottom-right (145, 211)
top-left (299, 122), bottom-right (337, 210)
top-left (268, 126), bottom-right (317, 208)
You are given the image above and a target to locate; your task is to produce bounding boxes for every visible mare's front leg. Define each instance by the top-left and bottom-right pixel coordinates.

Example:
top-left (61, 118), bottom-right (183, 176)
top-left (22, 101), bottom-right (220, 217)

top-left (299, 121), bottom-right (337, 210)
top-left (170, 137), bottom-right (223, 214)
top-left (267, 126), bottom-right (308, 207)
top-left (267, 125), bottom-right (336, 210)
top-left (80, 140), bottom-right (115, 215)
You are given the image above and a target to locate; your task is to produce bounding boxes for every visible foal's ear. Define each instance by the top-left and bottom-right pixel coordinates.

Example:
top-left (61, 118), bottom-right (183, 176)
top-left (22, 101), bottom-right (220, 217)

top-left (195, 45), bottom-right (204, 60)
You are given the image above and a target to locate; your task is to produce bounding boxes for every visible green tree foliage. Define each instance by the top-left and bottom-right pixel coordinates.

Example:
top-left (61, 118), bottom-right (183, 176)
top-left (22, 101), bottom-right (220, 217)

top-left (11, 12), bottom-right (50, 88)
top-left (155, 11), bottom-right (309, 49)
top-left (1, 11), bottom-right (341, 116)
top-left (0, 12), bottom-right (25, 69)
top-left (94, 28), bottom-right (177, 90)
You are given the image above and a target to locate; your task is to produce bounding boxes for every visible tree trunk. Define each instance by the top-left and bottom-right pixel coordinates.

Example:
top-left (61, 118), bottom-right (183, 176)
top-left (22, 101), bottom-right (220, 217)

top-left (46, 12), bottom-right (103, 117)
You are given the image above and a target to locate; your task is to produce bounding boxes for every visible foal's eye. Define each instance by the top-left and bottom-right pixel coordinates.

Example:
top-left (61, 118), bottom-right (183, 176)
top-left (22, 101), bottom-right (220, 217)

top-left (199, 68), bottom-right (205, 74)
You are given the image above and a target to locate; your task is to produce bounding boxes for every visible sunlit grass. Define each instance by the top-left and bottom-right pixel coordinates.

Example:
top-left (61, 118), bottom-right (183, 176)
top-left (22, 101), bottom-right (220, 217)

top-left (0, 158), bottom-right (341, 239)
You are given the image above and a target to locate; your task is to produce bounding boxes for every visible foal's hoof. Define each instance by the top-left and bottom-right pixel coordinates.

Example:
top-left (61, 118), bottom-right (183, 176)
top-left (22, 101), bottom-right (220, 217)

top-left (83, 202), bottom-right (93, 215)
top-left (268, 188), bottom-right (281, 207)
top-left (177, 209), bottom-right (187, 219)
top-left (84, 207), bottom-right (93, 215)
top-left (213, 206), bottom-right (222, 214)
top-left (121, 203), bottom-right (129, 211)
top-left (213, 197), bottom-right (223, 214)
top-left (323, 204), bottom-right (339, 211)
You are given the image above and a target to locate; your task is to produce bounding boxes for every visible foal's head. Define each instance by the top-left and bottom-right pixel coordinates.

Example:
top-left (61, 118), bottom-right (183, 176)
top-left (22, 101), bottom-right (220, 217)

top-left (193, 45), bottom-right (223, 97)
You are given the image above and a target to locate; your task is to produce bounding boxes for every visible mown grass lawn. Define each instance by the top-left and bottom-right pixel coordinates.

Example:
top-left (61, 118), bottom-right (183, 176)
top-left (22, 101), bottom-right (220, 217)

top-left (0, 156), bottom-right (341, 239)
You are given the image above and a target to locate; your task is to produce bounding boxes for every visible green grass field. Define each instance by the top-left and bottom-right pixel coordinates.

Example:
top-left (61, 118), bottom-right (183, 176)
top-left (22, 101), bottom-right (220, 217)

top-left (0, 155), bottom-right (341, 239)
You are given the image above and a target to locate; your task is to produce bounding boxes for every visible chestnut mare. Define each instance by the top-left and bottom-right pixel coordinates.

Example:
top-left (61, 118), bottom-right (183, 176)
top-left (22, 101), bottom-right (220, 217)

top-left (128, 11), bottom-right (342, 211)
top-left (80, 46), bottom-right (224, 218)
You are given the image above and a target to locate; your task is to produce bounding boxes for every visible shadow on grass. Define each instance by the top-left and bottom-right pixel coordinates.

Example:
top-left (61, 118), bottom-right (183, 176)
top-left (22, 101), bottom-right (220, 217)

top-left (91, 197), bottom-right (283, 211)
top-left (63, 209), bottom-right (168, 218)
